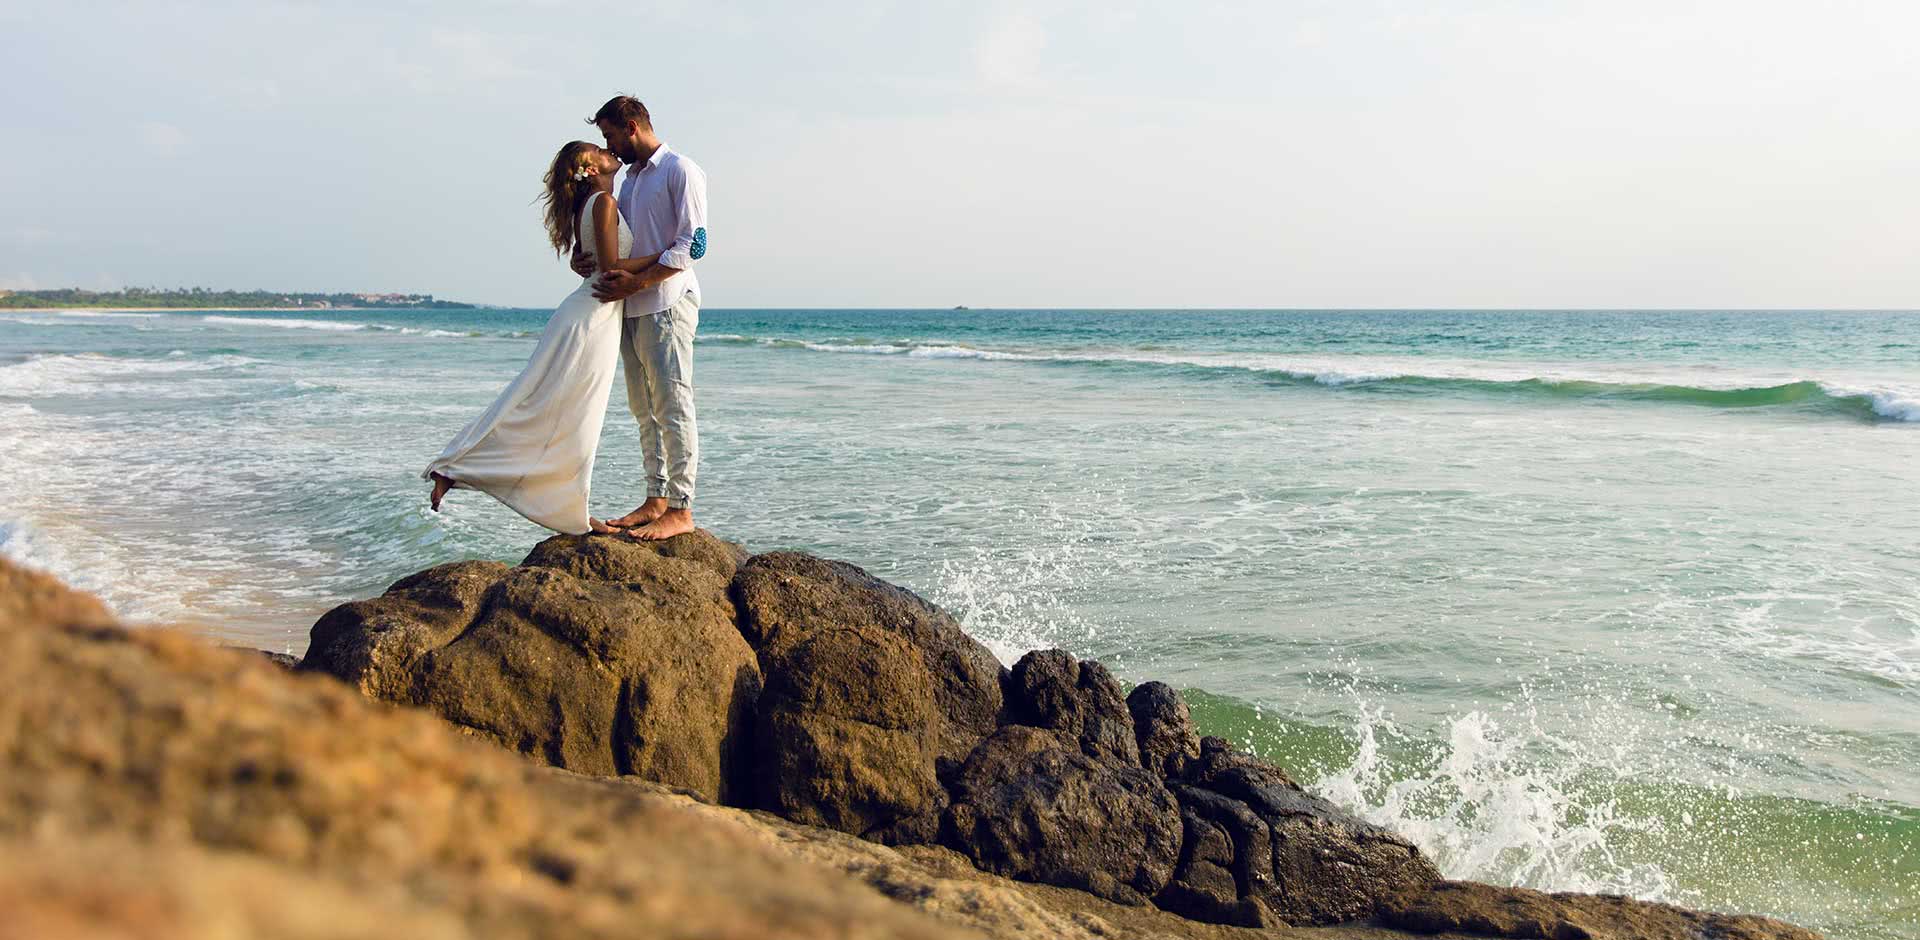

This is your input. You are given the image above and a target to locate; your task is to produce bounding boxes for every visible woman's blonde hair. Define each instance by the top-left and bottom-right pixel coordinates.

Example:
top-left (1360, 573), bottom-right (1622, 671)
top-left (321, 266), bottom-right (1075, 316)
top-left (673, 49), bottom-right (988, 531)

top-left (539, 140), bottom-right (602, 256)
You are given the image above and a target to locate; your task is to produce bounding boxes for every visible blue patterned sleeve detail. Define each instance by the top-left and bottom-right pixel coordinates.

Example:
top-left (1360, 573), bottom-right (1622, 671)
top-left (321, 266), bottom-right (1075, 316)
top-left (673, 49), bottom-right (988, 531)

top-left (690, 227), bottom-right (708, 261)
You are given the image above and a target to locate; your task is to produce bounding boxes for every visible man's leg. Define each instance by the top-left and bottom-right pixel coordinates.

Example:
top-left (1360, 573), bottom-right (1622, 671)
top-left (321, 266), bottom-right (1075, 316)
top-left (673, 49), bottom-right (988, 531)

top-left (630, 292), bottom-right (699, 541)
top-left (608, 313), bottom-right (671, 529)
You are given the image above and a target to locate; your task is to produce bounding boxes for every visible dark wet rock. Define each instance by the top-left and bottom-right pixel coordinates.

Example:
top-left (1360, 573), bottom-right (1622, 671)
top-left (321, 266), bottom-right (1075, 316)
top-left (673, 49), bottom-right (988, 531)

top-left (732, 551), bottom-right (1004, 838)
top-left (301, 532), bottom-right (759, 803)
top-left (1381, 880), bottom-right (1825, 940)
top-left (943, 725), bottom-right (1183, 906)
top-left (1156, 736), bottom-right (1440, 926)
top-left (1155, 793), bottom-right (1282, 927)
top-left (254, 649), bottom-right (299, 669)
top-left (1126, 681), bottom-right (1200, 777)
top-left (1006, 649), bottom-right (1139, 765)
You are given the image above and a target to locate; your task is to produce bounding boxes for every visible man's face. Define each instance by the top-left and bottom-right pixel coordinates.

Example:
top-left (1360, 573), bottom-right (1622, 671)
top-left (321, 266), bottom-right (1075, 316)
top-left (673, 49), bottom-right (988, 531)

top-left (597, 119), bottom-right (639, 163)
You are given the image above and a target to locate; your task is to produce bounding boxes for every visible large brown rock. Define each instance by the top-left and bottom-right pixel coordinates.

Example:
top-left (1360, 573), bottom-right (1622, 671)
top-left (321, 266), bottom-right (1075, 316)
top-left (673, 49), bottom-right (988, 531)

top-left (944, 725), bottom-right (1184, 906)
top-left (300, 531), bottom-right (759, 803)
top-left (1158, 737), bottom-right (1440, 927)
top-left (1007, 649), bottom-right (1140, 765)
top-left (1126, 681), bottom-right (1201, 777)
top-left (302, 558), bottom-right (508, 702)
top-left (754, 623), bottom-right (950, 842)
top-left (732, 551), bottom-right (1005, 839)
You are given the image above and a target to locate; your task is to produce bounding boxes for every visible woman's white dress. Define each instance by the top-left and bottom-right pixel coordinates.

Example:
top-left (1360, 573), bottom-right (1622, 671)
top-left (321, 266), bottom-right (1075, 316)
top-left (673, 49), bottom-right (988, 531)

top-left (423, 191), bottom-right (631, 534)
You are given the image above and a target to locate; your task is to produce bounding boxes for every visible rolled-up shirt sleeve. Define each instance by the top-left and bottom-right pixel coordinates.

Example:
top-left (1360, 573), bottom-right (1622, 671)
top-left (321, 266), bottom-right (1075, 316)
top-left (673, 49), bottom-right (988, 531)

top-left (656, 162), bottom-right (708, 270)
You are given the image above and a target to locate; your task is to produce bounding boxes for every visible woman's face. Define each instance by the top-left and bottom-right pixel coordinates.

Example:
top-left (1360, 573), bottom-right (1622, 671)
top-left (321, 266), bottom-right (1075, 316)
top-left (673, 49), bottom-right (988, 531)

top-left (591, 147), bottom-right (620, 177)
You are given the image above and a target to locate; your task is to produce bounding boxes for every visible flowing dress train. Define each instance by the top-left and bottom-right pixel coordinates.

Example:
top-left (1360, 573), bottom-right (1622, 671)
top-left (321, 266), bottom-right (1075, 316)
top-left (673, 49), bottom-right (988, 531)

top-left (422, 191), bottom-right (631, 534)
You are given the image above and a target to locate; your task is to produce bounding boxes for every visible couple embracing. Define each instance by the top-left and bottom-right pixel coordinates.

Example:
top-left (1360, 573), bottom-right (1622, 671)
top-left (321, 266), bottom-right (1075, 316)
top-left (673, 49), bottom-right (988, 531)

top-left (425, 96), bottom-right (706, 541)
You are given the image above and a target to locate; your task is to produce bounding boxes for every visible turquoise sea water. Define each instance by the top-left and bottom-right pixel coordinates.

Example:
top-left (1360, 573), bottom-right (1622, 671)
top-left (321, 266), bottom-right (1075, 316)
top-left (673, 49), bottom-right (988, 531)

top-left (2, 307), bottom-right (1916, 937)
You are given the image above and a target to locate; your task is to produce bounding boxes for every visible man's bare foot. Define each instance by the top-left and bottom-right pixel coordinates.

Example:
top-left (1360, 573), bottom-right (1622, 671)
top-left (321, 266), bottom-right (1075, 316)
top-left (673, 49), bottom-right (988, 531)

top-left (607, 497), bottom-right (669, 529)
top-left (588, 517), bottom-right (625, 534)
top-left (631, 508), bottom-right (694, 541)
top-left (429, 472), bottom-right (454, 512)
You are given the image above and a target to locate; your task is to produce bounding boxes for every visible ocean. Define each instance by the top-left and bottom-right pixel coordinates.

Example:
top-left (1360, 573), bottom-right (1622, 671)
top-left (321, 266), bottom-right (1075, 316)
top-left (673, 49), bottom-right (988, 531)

top-left (2, 306), bottom-right (1916, 937)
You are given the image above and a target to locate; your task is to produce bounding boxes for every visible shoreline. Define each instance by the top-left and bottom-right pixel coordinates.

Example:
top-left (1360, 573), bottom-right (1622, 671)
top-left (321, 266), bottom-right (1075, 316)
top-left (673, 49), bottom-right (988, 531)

top-left (3, 306), bottom-right (472, 313)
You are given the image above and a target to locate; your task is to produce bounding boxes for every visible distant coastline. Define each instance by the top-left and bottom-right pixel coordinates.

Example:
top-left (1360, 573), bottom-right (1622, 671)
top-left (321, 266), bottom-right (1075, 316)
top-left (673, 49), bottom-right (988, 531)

top-left (0, 288), bottom-right (475, 310)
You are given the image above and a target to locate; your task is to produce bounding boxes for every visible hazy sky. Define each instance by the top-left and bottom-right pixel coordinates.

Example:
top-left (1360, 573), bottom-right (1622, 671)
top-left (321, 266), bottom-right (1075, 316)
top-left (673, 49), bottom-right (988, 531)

top-left (4, 1), bottom-right (1916, 308)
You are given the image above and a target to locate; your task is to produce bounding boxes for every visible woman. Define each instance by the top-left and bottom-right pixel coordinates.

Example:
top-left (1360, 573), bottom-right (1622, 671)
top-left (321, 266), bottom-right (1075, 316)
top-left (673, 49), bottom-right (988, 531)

top-left (423, 141), bottom-right (637, 534)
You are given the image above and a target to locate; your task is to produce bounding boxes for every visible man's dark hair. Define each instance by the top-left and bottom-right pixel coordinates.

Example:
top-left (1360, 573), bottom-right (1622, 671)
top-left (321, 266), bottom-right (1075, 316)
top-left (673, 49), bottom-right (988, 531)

top-left (590, 95), bottom-right (651, 130)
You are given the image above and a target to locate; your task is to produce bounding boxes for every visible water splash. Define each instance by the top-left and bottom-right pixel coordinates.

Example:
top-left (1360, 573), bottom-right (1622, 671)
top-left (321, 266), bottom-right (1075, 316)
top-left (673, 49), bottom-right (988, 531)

top-left (1313, 698), bottom-right (1677, 900)
top-left (927, 497), bottom-right (1132, 664)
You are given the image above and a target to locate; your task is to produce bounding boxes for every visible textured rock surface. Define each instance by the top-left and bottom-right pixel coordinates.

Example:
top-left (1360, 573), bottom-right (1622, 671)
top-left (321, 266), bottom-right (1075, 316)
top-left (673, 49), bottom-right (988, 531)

top-left (276, 533), bottom-right (1828, 939)
top-left (301, 532), bottom-right (759, 803)
top-left (1381, 880), bottom-right (1826, 940)
top-left (945, 724), bottom-right (1184, 905)
top-left (0, 558), bottom-right (976, 940)
top-left (3, 554), bottom-right (1831, 940)
top-left (733, 551), bottom-right (1004, 838)
top-left (1007, 649), bottom-right (1141, 765)
top-left (1127, 680), bottom-right (1202, 777)
top-left (1161, 737), bottom-right (1442, 926)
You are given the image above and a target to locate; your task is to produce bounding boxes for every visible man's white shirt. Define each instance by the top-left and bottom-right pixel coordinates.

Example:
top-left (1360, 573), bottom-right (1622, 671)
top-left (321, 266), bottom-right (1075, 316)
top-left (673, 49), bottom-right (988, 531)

top-left (616, 143), bottom-right (708, 316)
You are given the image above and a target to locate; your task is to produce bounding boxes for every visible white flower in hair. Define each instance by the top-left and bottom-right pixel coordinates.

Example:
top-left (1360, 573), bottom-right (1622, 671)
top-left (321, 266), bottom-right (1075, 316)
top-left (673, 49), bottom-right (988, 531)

top-left (573, 165), bottom-right (593, 182)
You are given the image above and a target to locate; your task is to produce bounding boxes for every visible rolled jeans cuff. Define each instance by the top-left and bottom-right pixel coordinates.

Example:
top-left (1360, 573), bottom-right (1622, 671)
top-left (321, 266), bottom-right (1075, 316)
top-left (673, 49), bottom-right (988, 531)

top-left (665, 496), bottom-right (691, 510)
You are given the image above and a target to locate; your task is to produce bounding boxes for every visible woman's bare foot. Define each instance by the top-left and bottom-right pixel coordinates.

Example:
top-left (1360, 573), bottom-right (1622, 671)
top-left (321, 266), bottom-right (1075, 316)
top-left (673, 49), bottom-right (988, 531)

top-left (631, 508), bottom-right (694, 541)
top-left (429, 472), bottom-right (454, 512)
top-left (608, 497), bottom-right (669, 529)
top-left (588, 517), bottom-right (625, 534)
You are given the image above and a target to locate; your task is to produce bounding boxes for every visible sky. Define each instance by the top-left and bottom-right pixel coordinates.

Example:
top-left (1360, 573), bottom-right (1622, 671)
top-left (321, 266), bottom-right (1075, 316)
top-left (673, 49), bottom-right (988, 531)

top-left (3, 0), bottom-right (1916, 309)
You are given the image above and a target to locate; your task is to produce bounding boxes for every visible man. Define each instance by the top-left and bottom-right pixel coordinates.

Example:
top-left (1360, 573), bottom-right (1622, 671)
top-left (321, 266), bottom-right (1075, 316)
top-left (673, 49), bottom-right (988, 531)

top-left (574, 95), bottom-right (708, 541)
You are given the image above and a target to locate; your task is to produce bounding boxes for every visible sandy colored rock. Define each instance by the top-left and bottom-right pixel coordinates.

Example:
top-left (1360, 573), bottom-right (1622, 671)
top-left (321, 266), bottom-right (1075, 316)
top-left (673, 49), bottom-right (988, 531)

top-left (300, 532), bottom-right (759, 803)
top-left (0, 560), bottom-right (116, 630)
top-left (0, 557), bottom-right (968, 940)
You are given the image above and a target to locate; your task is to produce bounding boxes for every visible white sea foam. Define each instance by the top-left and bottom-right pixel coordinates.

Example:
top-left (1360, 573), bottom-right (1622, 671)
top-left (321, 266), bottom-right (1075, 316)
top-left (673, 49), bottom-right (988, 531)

top-left (906, 345), bottom-right (1039, 361)
top-left (1312, 698), bottom-right (1678, 900)
top-left (730, 334), bottom-right (1920, 421)
top-left (203, 315), bottom-right (369, 331)
top-left (1820, 383), bottom-right (1920, 422)
top-left (0, 351), bottom-right (264, 396)
top-left (800, 341), bottom-right (910, 355)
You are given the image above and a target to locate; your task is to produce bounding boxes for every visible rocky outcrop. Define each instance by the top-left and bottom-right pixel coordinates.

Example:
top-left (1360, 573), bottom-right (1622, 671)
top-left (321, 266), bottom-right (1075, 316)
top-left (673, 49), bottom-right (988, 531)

top-left (1381, 881), bottom-right (1825, 940)
top-left (1128, 680), bottom-right (1202, 777)
top-left (300, 532), bottom-right (759, 803)
top-left (732, 551), bottom-right (1005, 842)
top-left (1006, 649), bottom-right (1141, 765)
top-left (945, 724), bottom-right (1183, 905)
top-left (285, 531), bottom-right (1826, 939)
top-left (1160, 737), bottom-right (1438, 926)
top-left (0, 557), bottom-right (1036, 940)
